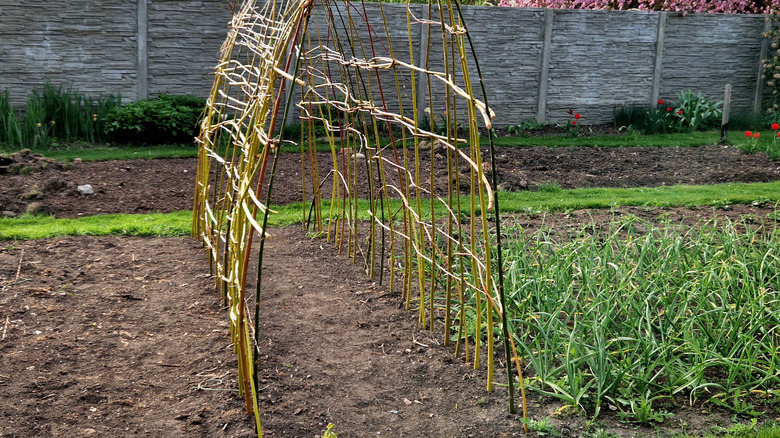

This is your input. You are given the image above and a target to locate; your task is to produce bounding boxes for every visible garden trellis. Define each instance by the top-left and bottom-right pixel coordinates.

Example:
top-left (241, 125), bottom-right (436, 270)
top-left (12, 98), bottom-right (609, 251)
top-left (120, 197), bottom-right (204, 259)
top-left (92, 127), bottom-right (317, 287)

top-left (192, 0), bottom-right (525, 433)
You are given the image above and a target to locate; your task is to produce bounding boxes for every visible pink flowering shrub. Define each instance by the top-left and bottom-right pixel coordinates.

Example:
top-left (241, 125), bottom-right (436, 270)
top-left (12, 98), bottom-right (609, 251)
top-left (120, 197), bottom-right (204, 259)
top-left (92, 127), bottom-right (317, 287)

top-left (497, 0), bottom-right (779, 14)
top-left (764, 7), bottom-right (780, 112)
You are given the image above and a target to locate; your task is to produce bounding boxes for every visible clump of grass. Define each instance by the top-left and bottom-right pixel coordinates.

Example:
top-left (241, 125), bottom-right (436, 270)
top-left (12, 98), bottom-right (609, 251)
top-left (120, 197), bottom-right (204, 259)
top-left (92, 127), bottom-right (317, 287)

top-left (0, 89), bottom-right (22, 147)
top-left (497, 214), bottom-right (780, 421)
top-left (3, 81), bottom-right (120, 150)
top-left (26, 81), bottom-right (121, 147)
top-left (536, 180), bottom-right (562, 193)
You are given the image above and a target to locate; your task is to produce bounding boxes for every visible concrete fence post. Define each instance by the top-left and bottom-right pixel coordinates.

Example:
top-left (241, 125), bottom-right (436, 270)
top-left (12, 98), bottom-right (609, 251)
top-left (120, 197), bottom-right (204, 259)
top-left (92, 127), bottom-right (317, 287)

top-left (754, 19), bottom-right (771, 113)
top-left (536, 8), bottom-right (553, 123)
top-left (137, 0), bottom-right (149, 101)
top-left (415, 4), bottom-right (430, 126)
top-left (650, 12), bottom-right (667, 106)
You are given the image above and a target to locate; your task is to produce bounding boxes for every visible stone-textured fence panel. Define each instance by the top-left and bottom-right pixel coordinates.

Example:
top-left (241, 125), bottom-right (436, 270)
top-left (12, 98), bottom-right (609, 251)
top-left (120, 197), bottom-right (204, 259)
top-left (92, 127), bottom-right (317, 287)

top-left (0, 1), bottom-right (768, 126)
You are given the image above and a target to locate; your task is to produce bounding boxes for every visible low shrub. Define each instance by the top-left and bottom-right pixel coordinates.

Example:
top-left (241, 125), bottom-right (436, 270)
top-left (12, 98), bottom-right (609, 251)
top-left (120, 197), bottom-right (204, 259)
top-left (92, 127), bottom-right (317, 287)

top-left (281, 119), bottom-right (329, 141)
top-left (103, 94), bottom-right (205, 145)
top-left (727, 109), bottom-right (770, 131)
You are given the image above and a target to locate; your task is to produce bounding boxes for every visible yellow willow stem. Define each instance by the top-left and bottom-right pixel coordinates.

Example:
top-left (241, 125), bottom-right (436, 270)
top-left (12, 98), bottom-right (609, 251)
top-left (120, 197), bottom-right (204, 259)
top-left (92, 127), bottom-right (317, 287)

top-left (453, 0), bottom-right (523, 421)
top-left (194, 0), bottom-right (523, 434)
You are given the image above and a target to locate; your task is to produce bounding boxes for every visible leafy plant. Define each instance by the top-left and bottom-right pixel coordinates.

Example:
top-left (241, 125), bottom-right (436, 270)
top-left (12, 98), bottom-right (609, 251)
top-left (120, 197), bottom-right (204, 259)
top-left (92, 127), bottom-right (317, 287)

top-left (104, 94), bottom-right (205, 145)
top-left (521, 417), bottom-right (560, 437)
top-left (675, 90), bottom-right (722, 132)
top-left (739, 126), bottom-right (780, 160)
top-left (0, 81), bottom-right (121, 150)
top-left (708, 391), bottom-right (764, 418)
top-left (710, 418), bottom-right (761, 436)
top-left (22, 94), bottom-right (53, 149)
top-left (565, 109), bottom-right (581, 137)
top-left (22, 81), bottom-right (120, 147)
top-left (321, 423), bottom-right (338, 438)
top-left (612, 102), bottom-right (680, 134)
top-left (497, 0), bottom-right (769, 13)
top-left (741, 130), bottom-right (762, 154)
top-left (616, 390), bottom-right (674, 425)
top-left (763, 16), bottom-right (780, 114)
top-left (507, 118), bottom-right (546, 135)
top-left (727, 109), bottom-right (769, 131)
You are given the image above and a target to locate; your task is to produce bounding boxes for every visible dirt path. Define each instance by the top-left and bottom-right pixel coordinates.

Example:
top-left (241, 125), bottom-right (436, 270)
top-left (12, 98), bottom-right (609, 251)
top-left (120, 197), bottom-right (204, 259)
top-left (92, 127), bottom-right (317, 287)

top-left (0, 230), bottom-right (525, 438)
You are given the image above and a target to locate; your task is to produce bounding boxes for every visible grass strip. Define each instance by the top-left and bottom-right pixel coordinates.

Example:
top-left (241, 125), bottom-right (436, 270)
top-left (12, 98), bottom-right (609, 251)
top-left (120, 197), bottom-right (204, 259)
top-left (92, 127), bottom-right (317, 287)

top-left (490, 129), bottom-right (724, 148)
top-left (42, 144), bottom-right (200, 162)
top-left (3, 181), bottom-right (780, 241)
top-left (2, 129), bottom-right (766, 162)
top-left (498, 181), bottom-right (780, 213)
top-left (0, 206), bottom-right (308, 241)
top-left (0, 211), bottom-right (196, 240)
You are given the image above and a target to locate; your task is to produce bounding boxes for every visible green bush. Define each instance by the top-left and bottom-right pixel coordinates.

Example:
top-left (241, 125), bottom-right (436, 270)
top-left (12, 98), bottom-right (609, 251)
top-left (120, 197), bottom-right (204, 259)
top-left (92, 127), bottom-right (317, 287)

top-left (727, 109), bottom-right (769, 132)
top-left (103, 94), bottom-right (205, 145)
top-left (281, 119), bottom-right (331, 141)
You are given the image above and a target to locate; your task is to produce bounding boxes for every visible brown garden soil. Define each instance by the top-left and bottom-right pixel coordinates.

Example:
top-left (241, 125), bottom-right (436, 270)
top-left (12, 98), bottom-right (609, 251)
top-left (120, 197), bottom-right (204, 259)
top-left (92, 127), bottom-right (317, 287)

top-left (2, 140), bottom-right (780, 437)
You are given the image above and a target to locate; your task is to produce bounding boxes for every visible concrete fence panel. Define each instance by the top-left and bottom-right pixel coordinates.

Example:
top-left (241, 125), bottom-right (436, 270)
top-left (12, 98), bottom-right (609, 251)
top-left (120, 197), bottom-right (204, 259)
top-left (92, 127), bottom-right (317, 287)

top-left (0, 1), bottom-right (768, 126)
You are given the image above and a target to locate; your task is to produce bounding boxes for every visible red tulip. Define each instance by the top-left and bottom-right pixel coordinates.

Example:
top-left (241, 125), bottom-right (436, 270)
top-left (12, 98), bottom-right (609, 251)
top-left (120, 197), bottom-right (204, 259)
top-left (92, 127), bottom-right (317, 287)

top-left (754, 133), bottom-right (761, 139)
top-left (657, 99), bottom-right (664, 105)
top-left (745, 131), bottom-right (753, 137)
top-left (574, 113), bottom-right (581, 119)
top-left (772, 123), bottom-right (779, 130)
top-left (666, 107), bottom-right (672, 112)
top-left (678, 109), bottom-right (683, 115)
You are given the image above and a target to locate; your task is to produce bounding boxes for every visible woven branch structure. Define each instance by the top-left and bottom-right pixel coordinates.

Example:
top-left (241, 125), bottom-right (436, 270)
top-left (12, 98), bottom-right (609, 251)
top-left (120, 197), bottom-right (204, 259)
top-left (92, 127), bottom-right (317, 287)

top-left (192, 0), bottom-right (526, 433)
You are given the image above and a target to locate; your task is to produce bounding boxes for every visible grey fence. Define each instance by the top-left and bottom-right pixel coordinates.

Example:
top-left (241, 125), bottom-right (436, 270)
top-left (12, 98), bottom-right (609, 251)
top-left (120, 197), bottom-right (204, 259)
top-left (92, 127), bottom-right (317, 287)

top-left (0, 0), bottom-right (769, 126)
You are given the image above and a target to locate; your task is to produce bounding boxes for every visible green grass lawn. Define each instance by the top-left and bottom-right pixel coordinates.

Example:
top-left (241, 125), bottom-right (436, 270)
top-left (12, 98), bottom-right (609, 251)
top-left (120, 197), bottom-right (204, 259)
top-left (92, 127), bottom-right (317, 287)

top-left (2, 128), bottom-right (773, 161)
top-left (3, 181), bottom-right (779, 241)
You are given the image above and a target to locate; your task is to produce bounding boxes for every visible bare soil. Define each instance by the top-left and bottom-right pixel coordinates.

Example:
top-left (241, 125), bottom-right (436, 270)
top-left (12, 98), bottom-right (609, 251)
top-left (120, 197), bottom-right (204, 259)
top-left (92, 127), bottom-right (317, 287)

top-left (2, 142), bottom-right (780, 437)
